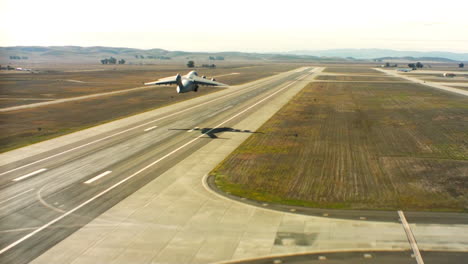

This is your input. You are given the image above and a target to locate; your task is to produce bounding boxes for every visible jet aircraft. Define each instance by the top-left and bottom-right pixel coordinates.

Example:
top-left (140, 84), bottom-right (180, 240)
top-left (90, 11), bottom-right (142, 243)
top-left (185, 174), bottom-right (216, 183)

top-left (397, 68), bottom-right (413, 72)
top-left (144, 71), bottom-right (227, 93)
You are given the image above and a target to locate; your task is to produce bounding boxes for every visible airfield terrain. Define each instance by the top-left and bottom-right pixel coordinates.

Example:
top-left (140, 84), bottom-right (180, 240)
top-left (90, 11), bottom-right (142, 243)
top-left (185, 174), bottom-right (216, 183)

top-left (212, 67), bottom-right (468, 211)
top-left (0, 64), bottom-right (299, 152)
top-left (401, 71), bottom-right (468, 92)
top-left (0, 64), bottom-right (301, 105)
top-left (0, 63), bottom-right (467, 264)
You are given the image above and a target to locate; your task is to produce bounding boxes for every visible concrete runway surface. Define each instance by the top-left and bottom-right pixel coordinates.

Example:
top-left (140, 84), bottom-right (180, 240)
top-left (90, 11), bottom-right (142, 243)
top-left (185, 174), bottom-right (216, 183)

top-left (0, 67), bottom-right (467, 264)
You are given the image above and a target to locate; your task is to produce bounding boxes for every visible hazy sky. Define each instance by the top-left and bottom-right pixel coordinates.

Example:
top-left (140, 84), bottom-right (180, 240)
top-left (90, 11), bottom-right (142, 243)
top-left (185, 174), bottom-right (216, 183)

top-left (1, 0), bottom-right (467, 52)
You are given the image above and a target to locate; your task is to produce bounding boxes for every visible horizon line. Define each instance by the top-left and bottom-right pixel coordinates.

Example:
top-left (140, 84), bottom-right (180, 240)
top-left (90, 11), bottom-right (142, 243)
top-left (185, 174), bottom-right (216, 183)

top-left (1, 45), bottom-right (468, 55)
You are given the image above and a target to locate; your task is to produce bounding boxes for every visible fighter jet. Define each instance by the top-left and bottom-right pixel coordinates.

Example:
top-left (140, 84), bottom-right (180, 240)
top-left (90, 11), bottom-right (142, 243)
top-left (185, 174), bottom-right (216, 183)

top-left (144, 71), bottom-right (227, 93)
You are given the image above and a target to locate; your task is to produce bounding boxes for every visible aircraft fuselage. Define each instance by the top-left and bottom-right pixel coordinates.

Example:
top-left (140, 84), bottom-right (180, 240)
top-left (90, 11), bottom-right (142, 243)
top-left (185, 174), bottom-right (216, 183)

top-left (177, 71), bottom-right (200, 93)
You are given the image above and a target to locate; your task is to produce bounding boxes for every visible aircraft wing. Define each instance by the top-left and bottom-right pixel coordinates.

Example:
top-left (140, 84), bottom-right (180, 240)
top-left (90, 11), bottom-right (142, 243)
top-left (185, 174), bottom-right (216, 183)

top-left (144, 75), bottom-right (179, 86)
top-left (192, 76), bottom-right (228, 86)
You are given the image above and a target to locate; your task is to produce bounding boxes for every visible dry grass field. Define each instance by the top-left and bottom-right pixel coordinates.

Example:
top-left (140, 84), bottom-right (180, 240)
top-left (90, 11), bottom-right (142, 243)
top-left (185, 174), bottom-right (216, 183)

top-left (0, 63), bottom-right (301, 152)
top-left (212, 74), bottom-right (468, 211)
top-left (315, 75), bottom-right (402, 82)
top-left (323, 67), bottom-right (384, 75)
top-left (0, 63), bottom-right (300, 107)
top-left (0, 86), bottom-right (223, 152)
top-left (422, 65), bottom-right (468, 72)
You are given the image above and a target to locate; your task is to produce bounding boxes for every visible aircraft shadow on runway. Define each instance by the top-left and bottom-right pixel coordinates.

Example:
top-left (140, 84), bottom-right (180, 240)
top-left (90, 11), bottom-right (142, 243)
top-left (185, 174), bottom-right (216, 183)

top-left (170, 127), bottom-right (263, 139)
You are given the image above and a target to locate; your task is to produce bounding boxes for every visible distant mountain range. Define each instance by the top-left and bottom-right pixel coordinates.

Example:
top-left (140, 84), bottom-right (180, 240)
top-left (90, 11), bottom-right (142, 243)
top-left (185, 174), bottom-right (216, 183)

top-left (373, 56), bottom-right (457, 62)
top-left (0, 46), bottom-right (329, 63)
top-left (287, 49), bottom-right (468, 61)
top-left (1, 46), bottom-right (467, 63)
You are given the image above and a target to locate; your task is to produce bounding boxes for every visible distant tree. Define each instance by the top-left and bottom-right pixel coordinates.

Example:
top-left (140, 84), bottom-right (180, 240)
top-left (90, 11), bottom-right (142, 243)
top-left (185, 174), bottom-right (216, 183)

top-left (460, 63), bottom-right (465, 68)
top-left (209, 56), bottom-right (215, 60)
top-left (215, 56), bottom-right (224, 60)
top-left (201, 64), bottom-right (216, 68)
top-left (108, 57), bottom-right (117, 64)
top-left (385, 62), bottom-right (390, 67)
top-left (139, 55), bottom-right (144, 59)
top-left (416, 62), bottom-right (424, 68)
top-left (118, 59), bottom-right (126, 64)
top-left (187, 60), bottom-right (195, 68)
top-left (21, 56), bottom-right (28, 60)
top-left (408, 63), bottom-right (416, 69)
top-left (135, 55), bottom-right (139, 59)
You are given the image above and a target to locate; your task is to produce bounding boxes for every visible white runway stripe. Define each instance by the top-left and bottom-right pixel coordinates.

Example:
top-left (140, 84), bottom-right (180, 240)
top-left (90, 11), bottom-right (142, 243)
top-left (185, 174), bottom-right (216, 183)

top-left (144, 126), bottom-right (157, 132)
top-left (84, 171), bottom-right (112, 184)
top-left (12, 169), bottom-right (47, 182)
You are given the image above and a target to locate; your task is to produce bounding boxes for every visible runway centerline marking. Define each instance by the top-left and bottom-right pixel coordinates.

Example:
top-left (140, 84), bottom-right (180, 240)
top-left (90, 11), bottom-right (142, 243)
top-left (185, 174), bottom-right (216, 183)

top-left (0, 72), bottom-right (283, 177)
top-left (143, 126), bottom-right (157, 132)
top-left (398, 210), bottom-right (424, 264)
top-left (84, 171), bottom-right (112, 184)
top-left (12, 168), bottom-right (47, 182)
top-left (0, 72), bottom-right (310, 256)
top-left (0, 188), bottom-right (34, 205)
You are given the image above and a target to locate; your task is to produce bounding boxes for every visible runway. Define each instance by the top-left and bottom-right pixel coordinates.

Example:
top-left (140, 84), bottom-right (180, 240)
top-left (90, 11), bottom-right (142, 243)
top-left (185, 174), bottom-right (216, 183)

top-left (0, 67), bottom-right (317, 263)
top-left (1, 66), bottom-right (467, 264)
